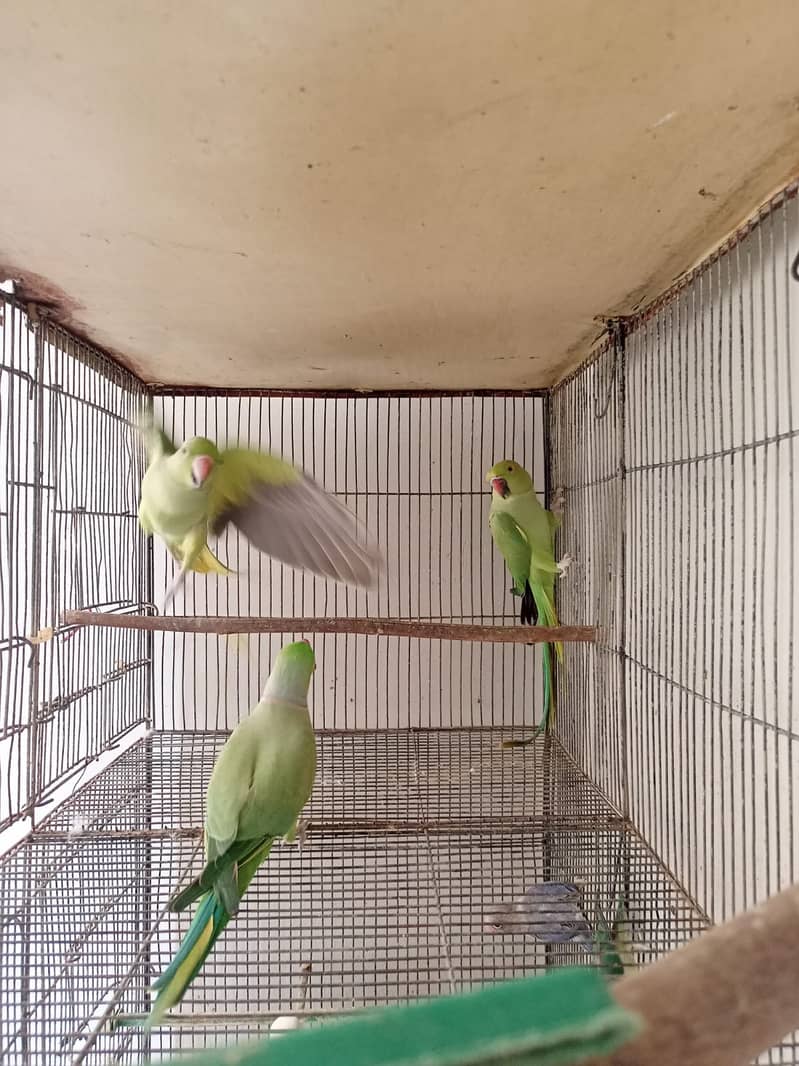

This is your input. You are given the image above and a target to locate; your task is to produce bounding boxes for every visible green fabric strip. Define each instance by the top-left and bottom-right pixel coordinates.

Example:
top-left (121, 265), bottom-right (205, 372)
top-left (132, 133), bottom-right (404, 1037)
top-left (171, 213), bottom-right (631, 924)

top-left (166, 968), bottom-right (640, 1066)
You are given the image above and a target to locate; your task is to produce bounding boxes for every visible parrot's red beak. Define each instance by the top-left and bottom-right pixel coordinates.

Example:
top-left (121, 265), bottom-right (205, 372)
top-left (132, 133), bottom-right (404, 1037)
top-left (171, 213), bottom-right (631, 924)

top-left (191, 455), bottom-right (215, 487)
top-left (491, 477), bottom-right (509, 498)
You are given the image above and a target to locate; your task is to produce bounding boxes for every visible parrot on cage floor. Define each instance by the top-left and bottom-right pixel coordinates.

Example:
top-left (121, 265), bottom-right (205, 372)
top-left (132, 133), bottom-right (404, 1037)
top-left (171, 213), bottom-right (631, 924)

top-left (131, 641), bottom-right (317, 1029)
top-left (484, 882), bottom-right (627, 976)
top-left (136, 412), bottom-right (382, 609)
top-left (486, 459), bottom-right (571, 742)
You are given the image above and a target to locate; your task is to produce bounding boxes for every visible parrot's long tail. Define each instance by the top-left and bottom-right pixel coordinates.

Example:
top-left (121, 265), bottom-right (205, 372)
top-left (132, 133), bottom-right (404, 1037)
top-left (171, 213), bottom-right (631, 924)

top-left (148, 889), bottom-right (230, 1027)
top-left (503, 582), bottom-right (563, 748)
top-left (110, 889), bottom-right (230, 1031)
top-left (114, 840), bottom-right (275, 1030)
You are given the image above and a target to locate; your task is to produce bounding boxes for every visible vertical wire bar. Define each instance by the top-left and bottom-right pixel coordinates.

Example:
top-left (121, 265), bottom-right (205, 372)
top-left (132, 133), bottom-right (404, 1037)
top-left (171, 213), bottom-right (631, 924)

top-left (26, 309), bottom-right (46, 826)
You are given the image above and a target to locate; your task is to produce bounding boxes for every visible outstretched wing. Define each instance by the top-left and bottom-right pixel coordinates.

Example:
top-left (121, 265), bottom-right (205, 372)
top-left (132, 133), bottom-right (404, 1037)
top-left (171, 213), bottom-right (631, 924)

top-left (136, 409), bottom-right (176, 465)
top-left (209, 448), bottom-right (382, 588)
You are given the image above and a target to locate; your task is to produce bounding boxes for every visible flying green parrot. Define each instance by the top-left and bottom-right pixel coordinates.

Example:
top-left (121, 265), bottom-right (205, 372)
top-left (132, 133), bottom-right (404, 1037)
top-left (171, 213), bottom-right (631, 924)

top-left (142, 640), bottom-right (317, 1027)
top-left (137, 413), bottom-right (381, 608)
top-left (486, 459), bottom-right (571, 741)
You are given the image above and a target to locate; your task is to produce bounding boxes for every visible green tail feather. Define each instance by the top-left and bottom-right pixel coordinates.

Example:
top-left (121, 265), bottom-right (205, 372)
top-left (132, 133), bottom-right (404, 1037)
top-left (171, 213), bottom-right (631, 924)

top-left (532, 582), bottom-right (561, 733)
top-left (502, 641), bottom-right (555, 747)
top-left (540, 641), bottom-right (554, 733)
top-left (152, 891), bottom-right (227, 992)
top-left (112, 891), bottom-right (230, 1031)
top-left (593, 899), bottom-right (626, 977)
top-left (117, 838), bottom-right (277, 1030)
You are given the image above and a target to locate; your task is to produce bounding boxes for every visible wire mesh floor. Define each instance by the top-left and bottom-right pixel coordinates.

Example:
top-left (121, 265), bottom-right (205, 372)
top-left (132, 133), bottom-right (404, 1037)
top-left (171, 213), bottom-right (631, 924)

top-left (1, 731), bottom-right (710, 1064)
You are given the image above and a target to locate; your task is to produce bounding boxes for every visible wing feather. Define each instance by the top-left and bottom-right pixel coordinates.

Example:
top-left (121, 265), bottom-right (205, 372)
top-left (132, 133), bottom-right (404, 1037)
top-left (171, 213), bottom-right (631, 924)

top-left (210, 450), bottom-right (382, 587)
top-left (136, 410), bottom-right (176, 464)
top-left (488, 510), bottom-right (531, 594)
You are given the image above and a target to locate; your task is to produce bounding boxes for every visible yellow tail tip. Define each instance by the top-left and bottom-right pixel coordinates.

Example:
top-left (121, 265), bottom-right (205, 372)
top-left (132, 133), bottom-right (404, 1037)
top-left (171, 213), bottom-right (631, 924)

top-left (189, 545), bottom-right (235, 575)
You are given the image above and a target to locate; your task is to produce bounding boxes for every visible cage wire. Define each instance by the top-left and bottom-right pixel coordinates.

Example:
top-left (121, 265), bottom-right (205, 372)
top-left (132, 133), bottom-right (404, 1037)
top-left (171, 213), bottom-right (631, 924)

top-left (0, 179), bottom-right (798, 1066)
top-left (552, 180), bottom-right (799, 1064)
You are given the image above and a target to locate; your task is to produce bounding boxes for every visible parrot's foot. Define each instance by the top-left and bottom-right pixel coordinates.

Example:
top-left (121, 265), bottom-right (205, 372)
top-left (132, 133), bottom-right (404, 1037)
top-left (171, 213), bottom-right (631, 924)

top-left (551, 486), bottom-right (566, 515)
top-left (290, 817), bottom-right (310, 849)
top-left (556, 552), bottom-right (573, 577)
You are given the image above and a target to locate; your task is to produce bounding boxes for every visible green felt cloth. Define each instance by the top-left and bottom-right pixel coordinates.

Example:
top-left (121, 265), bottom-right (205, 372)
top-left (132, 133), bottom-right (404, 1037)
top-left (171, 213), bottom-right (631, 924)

top-left (164, 968), bottom-right (640, 1066)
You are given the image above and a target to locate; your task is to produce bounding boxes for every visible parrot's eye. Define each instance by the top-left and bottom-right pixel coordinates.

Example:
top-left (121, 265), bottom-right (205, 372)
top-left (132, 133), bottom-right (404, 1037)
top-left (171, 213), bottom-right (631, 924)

top-left (507, 465), bottom-right (513, 472)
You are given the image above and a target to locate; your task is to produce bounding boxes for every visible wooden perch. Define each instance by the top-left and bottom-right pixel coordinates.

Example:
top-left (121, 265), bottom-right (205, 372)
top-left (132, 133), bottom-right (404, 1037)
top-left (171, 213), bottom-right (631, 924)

top-left (588, 881), bottom-right (799, 1066)
top-left (61, 611), bottom-right (597, 643)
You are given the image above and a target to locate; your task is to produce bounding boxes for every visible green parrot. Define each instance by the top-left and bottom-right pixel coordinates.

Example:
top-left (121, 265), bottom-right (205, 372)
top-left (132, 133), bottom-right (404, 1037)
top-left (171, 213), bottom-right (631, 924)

top-left (486, 459), bottom-right (571, 741)
top-left (594, 893), bottom-right (636, 977)
top-left (137, 414), bottom-right (381, 608)
top-left (142, 640), bottom-right (317, 1027)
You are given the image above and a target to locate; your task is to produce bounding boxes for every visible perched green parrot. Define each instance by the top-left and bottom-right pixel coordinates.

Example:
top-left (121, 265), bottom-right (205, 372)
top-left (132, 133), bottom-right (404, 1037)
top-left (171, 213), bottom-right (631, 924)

top-left (142, 640), bottom-right (317, 1027)
top-left (137, 414), bottom-right (381, 608)
top-left (486, 459), bottom-right (571, 741)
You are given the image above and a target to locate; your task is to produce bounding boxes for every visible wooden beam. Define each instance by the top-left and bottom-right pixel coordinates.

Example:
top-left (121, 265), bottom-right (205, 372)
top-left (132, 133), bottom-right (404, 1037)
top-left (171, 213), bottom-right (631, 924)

top-left (588, 882), bottom-right (799, 1066)
top-left (62, 611), bottom-right (597, 643)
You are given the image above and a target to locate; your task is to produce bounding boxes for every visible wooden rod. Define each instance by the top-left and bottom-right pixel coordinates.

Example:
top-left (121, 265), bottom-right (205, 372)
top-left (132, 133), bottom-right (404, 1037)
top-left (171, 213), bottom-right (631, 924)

top-left (588, 881), bottom-right (799, 1066)
top-left (61, 611), bottom-right (597, 643)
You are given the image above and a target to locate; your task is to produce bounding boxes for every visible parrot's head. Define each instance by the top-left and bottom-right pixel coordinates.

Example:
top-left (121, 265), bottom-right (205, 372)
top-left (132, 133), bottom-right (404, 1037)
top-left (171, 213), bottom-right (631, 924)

top-left (485, 460), bottom-right (533, 499)
top-left (262, 640), bottom-right (316, 705)
top-left (171, 438), bottom-right (223, 490)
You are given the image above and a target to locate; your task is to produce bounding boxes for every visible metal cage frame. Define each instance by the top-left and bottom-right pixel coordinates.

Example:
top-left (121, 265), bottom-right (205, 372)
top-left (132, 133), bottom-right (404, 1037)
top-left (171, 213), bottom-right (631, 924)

top-left (1, 177), bottom-right (798, 1065)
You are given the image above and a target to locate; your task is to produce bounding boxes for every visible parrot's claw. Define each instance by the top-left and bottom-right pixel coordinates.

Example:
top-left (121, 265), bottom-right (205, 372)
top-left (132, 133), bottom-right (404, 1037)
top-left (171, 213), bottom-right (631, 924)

top-left (556, 552), bottom-right (573, 577)
top-left (292, 817), bottom-right (310, 849)
top-left (551, 486), bottom-right (567, 515)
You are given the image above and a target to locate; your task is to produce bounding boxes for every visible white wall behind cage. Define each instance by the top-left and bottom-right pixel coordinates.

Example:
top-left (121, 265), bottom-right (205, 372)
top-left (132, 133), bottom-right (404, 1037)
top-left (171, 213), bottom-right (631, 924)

top-left (151, 393), bottom-right (547, 732)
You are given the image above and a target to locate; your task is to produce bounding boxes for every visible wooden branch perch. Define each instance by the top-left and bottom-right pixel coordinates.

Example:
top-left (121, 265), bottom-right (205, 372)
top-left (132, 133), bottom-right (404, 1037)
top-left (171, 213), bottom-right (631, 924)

top-left (588, 881), bottom-right (799, 1066)
top-left (61, 611), bottom-right (597, 643)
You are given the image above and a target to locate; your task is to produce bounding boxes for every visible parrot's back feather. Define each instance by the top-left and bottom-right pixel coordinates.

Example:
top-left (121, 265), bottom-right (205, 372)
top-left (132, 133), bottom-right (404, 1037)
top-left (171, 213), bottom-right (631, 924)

top-left (209, 455), bottom-right (382, 588)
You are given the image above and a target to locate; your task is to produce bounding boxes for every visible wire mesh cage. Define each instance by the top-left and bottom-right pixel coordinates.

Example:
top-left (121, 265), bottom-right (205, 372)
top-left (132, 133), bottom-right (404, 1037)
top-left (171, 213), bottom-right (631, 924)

top-left (1, 179), bottom-right (798, 1066)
